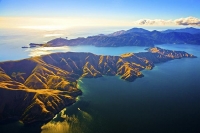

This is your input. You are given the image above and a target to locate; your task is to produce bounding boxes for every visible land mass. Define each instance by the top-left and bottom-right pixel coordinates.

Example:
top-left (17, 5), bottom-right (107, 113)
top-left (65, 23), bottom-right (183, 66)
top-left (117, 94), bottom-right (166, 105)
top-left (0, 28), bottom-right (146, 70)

top-left (0, 47), bottom-right (196, 124)
top-left (29, 27), bottom-right (200, 47)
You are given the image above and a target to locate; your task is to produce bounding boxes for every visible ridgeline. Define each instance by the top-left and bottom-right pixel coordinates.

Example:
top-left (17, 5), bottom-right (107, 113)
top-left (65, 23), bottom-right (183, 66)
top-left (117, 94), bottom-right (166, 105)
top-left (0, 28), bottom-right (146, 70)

top-left (0, 47), bottom-right (196, 124)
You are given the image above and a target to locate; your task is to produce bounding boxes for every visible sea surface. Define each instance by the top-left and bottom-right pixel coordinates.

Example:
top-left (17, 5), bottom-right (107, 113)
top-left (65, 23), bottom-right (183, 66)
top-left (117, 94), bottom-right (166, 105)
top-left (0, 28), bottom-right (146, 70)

top-left (0, 27), bottom-right (200, 133)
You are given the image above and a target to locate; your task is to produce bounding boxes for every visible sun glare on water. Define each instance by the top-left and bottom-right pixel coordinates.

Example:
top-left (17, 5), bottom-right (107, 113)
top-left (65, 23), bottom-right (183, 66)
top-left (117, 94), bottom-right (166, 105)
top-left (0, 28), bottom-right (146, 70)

top-left (27, 46), bottom-right (71, 57)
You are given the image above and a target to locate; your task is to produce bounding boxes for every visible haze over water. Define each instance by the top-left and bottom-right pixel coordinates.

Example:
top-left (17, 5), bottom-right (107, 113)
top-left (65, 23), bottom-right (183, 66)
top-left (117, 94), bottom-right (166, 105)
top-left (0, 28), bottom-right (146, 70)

top-left (0, 28), bottom-right (200, 133)
top-left (0, 26), bottom-right (181, 61)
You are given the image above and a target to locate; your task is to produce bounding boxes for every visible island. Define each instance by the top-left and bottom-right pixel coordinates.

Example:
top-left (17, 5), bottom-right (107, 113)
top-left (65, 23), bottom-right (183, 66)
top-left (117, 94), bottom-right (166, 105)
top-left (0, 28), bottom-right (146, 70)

top-left (28, 27), bottom-right (200, 47)
top-left (0, 47), bottom-right (196, 124)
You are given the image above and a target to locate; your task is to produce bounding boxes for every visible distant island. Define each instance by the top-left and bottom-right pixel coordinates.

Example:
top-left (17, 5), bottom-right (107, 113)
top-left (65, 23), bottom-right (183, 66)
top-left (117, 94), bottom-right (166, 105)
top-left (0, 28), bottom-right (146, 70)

top-left (0, 47), bottom-right (196, 124)
top-left (28, 27), bottom-right (200, 48)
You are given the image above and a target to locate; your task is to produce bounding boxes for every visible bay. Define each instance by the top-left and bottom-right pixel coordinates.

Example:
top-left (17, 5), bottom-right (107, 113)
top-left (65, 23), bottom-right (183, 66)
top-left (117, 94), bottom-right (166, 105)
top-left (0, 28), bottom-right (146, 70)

top-left (39, 44), bottom-right (200, 133)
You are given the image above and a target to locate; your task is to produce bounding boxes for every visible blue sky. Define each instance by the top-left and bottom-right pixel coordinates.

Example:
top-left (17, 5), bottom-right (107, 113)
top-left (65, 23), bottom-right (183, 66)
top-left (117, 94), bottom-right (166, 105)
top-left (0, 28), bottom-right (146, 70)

top-left (0, 0), bottom-right (200, 19)
top-left (0, 0), bottom-right (200, 29)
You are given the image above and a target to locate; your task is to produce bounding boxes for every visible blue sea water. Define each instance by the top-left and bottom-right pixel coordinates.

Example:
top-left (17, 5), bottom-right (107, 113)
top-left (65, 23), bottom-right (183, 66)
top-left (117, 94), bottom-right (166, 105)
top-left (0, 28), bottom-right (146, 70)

top-left (58, 44), bottom-right (200, 133)
top-left (0, 28), bottom-right (200, 133)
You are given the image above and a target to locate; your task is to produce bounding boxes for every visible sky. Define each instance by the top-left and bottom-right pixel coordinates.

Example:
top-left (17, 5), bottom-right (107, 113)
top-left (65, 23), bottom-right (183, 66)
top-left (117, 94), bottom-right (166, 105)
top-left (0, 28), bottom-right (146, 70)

top-left (0, 0), bottom-right (200, 29)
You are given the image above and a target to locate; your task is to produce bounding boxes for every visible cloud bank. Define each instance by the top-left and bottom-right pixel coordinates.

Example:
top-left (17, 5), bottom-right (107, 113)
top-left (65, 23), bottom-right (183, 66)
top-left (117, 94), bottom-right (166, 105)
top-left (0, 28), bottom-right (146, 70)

top-left (175, 17), bottom-right (200, 26)
top-left (137, 19), bottom-right (173, 25)
top-left (137, 16), bottom-right (200, 26)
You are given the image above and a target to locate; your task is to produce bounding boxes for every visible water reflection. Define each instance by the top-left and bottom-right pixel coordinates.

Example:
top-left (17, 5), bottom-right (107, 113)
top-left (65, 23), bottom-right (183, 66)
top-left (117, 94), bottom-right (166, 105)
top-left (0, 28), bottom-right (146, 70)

top-left (41, 121), bottom-right (70, 133)
top-left (26, 46), bottom-right (70, 57)
top-left (78, 108), bottom-right (93, 122)
top-left (41, 101), bottom-right (93, 133)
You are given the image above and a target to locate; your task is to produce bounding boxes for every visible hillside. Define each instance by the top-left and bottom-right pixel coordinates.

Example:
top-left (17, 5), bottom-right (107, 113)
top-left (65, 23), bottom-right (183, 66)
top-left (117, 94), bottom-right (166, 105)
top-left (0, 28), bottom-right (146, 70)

top-left (0, 47), bottom-right (196, 124)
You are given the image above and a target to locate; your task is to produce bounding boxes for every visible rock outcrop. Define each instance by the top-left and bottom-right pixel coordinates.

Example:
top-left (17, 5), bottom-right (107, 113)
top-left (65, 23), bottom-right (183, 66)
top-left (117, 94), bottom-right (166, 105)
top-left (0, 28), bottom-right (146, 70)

top-left (0, 47), bottom-right (196, 124)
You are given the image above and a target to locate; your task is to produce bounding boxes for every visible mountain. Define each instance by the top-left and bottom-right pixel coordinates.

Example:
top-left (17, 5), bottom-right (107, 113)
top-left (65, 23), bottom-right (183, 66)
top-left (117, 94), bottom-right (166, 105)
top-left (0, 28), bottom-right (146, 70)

top-left (109, 28), bottom-right (150, 36)
top-left (126, 27), bottom-right (150, 34)
top-left (0, 47), bottom-right (196, 124)
top-left (45, 34), bottom-right (157, 47)
top-left (29, 27), bottom-right (200, 47)
top-left (162, 27), bottom-right (200, 34)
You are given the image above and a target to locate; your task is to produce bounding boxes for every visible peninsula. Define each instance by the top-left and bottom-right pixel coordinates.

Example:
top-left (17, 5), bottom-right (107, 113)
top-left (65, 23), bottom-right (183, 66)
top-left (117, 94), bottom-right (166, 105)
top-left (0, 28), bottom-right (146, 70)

top-left (0, 47), bottom-right (196, 124)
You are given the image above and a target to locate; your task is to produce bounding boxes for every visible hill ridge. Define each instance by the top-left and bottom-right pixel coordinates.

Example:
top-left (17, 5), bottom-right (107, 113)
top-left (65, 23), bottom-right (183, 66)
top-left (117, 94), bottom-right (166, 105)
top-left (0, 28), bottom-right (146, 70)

top-left (0, 47), bottom-right (196, 124)
top-left (29, 27), bottom-right (200, 48)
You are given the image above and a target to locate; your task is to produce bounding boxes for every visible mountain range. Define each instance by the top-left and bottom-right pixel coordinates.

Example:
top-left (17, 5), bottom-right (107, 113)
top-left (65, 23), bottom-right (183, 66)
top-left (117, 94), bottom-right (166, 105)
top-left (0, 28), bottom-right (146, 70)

top-left (162, 27), bottom-right (200, 34)
top-left (29, 27), bottom-right (200, 47)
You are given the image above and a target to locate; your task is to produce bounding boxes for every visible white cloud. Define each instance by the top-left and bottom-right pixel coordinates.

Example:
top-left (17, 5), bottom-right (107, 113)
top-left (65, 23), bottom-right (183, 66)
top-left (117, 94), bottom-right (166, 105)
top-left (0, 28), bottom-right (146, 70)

top-left (1, 16), bottom-right (200, 29)
top-left (137, 19), bottom-right (173, 25)
top-left (137, 16), bottom-right (200, 26)
top-left (175, 17), bottom-right (200, 26)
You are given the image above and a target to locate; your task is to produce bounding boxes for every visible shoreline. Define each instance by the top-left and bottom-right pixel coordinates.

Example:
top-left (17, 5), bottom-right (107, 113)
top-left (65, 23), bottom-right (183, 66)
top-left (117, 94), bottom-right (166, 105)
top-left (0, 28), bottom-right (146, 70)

top-left (0, 47), bottom-right (196, 124)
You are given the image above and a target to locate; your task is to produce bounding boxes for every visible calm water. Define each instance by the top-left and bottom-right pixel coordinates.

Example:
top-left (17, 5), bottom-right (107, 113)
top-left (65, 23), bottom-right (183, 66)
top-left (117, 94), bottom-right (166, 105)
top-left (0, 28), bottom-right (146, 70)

top-left (0, 28), bottom-right (200, 133)
top-left (0, 26), bottom-right (136, 61)
top-left (40, 44), bottom-right (200, 133)
top-left (0, 26), bottom-right (180, 61)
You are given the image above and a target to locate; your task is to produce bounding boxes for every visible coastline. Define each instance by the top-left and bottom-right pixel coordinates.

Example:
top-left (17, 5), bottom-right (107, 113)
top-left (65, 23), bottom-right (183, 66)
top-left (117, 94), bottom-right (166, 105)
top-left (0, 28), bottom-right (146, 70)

top-left (0, 47), bottom-right (196, 124)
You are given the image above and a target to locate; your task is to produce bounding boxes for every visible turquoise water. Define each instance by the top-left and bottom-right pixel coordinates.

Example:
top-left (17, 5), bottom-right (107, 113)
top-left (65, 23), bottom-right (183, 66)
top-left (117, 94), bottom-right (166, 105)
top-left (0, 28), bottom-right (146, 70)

top-left (0, 28), bottom-right (200, 133)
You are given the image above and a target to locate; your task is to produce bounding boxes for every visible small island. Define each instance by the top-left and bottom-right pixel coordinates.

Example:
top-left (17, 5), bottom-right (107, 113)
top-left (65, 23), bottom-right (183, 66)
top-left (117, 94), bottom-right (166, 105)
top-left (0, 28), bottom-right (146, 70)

top-left (0, 47), bottom-right (196, 124)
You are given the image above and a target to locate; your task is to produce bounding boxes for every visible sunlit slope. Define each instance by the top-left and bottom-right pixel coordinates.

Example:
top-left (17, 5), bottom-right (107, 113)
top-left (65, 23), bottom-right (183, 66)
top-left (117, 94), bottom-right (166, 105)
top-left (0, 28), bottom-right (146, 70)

top-left (0, 47), bottom-right (196, 124)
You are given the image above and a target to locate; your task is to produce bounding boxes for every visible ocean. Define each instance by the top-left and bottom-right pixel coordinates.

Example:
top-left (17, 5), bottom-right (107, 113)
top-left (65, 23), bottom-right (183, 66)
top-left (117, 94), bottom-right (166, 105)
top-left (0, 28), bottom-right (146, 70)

top-left (0, 27), bottom-right (200, 133)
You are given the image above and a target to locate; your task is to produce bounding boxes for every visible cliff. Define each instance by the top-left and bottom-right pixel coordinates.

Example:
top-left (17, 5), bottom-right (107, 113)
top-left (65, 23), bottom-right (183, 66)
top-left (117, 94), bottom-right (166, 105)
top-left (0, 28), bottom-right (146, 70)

top-left (0, 47), bottom-right (196, 124)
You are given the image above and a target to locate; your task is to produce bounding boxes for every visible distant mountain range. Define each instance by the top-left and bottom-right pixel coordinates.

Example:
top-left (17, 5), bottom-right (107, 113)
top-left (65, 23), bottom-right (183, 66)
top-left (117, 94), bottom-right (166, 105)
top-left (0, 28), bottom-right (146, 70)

top-left (162, 27), bottom-right (200, 34)
top-left (29, 27), bottom-right (200, 47)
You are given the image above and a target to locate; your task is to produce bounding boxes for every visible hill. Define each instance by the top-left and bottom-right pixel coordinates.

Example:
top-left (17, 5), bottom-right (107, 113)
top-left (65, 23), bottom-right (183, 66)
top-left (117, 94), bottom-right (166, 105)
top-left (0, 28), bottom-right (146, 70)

top-left (0, 47), bottom-right (196, 124)
top-left (162, 27), bottom-right (200, 34)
